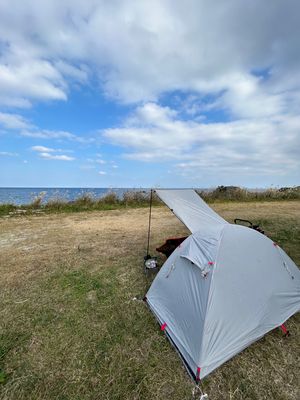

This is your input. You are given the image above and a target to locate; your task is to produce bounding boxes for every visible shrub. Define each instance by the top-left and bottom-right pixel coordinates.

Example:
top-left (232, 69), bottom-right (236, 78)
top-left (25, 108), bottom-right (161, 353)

top-left (0, 203), bottom-right (17, 216)
top-left (73, 193), bottom-right (95, 208)
top-left (44, 198), bottom-right (68, 211)
top-left (122, 190), bottom-right (148, 206)
top-left (98, 191), bottom-right (119, 205)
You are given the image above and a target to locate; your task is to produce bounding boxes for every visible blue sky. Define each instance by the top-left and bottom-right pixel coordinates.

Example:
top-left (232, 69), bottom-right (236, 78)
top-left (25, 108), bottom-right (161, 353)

top-left (0, 0), bottom-right (299, 188)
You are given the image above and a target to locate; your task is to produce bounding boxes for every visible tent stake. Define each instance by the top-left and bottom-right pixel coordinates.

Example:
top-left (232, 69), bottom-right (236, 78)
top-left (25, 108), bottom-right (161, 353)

top-left (146, 189), bottom-right (153, 258)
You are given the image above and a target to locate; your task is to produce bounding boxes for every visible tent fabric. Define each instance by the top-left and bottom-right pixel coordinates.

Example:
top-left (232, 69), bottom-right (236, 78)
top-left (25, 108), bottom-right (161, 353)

top-left (155, 189), bottom-right (228, 234)
top-left (180, 230), bottom-right (222, 276)
top-left (146, 190), bottom-right (300, 380)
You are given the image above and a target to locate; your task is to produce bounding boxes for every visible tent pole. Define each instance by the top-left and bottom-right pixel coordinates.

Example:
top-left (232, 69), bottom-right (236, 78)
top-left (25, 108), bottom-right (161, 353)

top-left (146, 189), bottom-right (153, 257)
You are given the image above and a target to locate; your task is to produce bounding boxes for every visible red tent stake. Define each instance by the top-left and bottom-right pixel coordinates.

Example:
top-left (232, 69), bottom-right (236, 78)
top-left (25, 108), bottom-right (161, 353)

top-left (280, 324), bottom-right (290, 337)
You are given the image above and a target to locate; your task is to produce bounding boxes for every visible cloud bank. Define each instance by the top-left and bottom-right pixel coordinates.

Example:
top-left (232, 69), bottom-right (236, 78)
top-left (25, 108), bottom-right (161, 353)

top-left (1, 0), bottom-right (299, 107)
top-left (104, 103), bottom-right (300, 178)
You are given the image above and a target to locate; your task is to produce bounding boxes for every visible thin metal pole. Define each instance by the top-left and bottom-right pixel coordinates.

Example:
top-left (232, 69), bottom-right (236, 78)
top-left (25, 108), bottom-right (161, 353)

top-left (146, 189), bottom-right (153, 257)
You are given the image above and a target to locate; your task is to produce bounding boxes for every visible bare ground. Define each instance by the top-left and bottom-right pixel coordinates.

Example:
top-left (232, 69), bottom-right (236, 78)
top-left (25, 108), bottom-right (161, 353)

top-left (0, 202), bottom-right (299, 399)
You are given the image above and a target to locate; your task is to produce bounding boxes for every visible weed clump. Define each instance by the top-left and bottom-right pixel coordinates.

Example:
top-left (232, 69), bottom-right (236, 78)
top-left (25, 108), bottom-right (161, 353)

top-left (98, 191), bottom-right (119, 205)
top-left (0, 203), bottom-right (17, 216)
top-left (28, 191), bottom-right (46, 209)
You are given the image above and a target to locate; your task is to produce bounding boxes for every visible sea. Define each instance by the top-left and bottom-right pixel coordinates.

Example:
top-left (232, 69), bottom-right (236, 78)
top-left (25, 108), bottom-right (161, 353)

top-left (0, 187), bottom-right (145, 205)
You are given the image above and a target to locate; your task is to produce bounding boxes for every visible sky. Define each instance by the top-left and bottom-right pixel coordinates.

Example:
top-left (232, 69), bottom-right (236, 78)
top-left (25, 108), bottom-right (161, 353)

top-left (0, 0), bottom-right (299, 188)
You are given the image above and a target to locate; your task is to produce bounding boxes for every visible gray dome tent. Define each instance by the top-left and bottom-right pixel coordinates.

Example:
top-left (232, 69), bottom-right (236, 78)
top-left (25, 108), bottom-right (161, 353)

top-left (145, 189), bottom-right (300, 381)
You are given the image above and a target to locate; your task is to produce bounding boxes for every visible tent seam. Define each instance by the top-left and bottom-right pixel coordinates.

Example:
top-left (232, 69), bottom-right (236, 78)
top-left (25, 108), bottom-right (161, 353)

top-left (198, 224), bottom-right (228, 369)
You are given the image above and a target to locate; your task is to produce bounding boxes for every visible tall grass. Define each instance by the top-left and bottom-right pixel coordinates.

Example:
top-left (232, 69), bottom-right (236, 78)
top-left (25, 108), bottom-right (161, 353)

top-left (0, 187), bottom-right (299, 216)
top-left (199, 186), bottom-right (300, 202)
top-left (26, 191), bottom-right (47, 210)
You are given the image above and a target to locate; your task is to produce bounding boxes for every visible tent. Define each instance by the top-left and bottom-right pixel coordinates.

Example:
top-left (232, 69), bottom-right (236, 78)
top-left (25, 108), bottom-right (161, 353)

top-left (145, 189), bottom-right (300, 381)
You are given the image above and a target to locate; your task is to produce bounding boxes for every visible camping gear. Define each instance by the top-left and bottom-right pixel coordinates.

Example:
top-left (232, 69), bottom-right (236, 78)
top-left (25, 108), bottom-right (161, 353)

top-left (145, 189), bottom-right (300, 381)
top-left (234, 218), bottom-right (264, 234)
top-left (144, 190), bottom-right (159, 273)
top-left (156, 236), bottom-right (188, 258)
top-left (144, 254), bottom-right (159, 274)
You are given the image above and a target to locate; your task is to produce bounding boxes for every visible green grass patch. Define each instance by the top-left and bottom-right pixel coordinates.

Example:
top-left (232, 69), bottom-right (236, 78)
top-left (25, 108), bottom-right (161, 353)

top-left (0, 204), bottom-right (17, 217)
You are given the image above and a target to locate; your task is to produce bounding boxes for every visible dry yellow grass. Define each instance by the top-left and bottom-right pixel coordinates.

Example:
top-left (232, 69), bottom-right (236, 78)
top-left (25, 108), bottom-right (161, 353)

top-left (0, 202), bottom-right (299, 399)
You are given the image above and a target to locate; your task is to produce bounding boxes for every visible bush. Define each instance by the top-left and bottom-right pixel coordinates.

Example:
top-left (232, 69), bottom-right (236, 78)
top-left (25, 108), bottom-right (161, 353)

top-left (73, 193), bottom-right (95, 208)
top-left (98, 191), bottom-right (119, 205)
top-left (122, 190), bottom-right (148, 206)
top-left (44, 198), bottom-right (68, 211)
top-left (0, 203), bottom-right (17, 216)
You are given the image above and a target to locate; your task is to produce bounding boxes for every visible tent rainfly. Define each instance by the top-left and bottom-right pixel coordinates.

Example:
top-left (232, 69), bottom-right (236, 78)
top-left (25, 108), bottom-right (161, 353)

top-left (145, 189), bottom-right (300, 381)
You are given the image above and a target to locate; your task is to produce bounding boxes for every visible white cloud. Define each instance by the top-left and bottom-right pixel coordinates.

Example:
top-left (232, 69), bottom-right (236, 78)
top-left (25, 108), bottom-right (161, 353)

top-left (39, 152), bottom-right (74, 161)
top-left (22, 129), bottom-right (76, 140)
top-left (0, 0), bottom-right (299, 111)
top-left (98, 171), bottom-right (107, 175)
top-left (23, 129), bottom-right (94, 143)
top-left (0, 112), bottom-right (92, 142)
top-left (31, 145), bottom-right (74, 153)
top-left (0, 112), bottom-right (32, 130)
top-left (0, 60), bottom-right (67, 107)
top-left (103, 102), bottom-right (300, 177)
top-left (31, 145), bottom-right (55, 152)
top-left (0, 151), bottom-right (19, 156)
top-left (31, 146), bottom-right (75, 161)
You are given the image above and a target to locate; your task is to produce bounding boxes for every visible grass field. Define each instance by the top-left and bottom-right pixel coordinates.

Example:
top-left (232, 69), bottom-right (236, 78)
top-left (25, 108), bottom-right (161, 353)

top-left (0, 202), bottom-right (299, 399)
